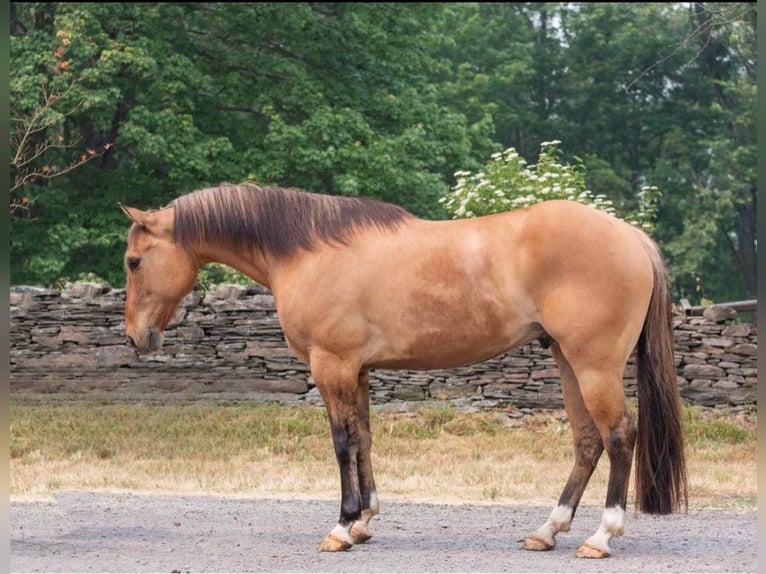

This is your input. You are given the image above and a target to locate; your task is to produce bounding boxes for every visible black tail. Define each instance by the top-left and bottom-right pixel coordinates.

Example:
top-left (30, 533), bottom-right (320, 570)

top-left (634, 236), bottom-right (689, 514)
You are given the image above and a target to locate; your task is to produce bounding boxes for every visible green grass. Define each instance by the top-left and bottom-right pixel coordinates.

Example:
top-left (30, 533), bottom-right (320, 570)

top-left (10, 402), bottom-right (757, 509)
top-left (11, 402), bottom-right (754, 462)
top-left (683, 406), bottom-right (756, 445)
top-left (10, 402), bottom-right (328, 461)
top-left (9, 402), bottom-right (508, 465)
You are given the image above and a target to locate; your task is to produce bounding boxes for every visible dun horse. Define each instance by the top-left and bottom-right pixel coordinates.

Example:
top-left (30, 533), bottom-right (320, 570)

top-left (121, 183), bottom-right (687, 558)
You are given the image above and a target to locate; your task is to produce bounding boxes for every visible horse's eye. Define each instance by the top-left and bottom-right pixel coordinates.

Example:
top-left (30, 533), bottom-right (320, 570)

top-left (127, 257), bottom-right (141, 272)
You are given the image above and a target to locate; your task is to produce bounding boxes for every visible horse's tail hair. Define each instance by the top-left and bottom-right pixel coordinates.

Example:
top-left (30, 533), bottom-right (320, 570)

top-left (634, 233), bottom-right (688, 514)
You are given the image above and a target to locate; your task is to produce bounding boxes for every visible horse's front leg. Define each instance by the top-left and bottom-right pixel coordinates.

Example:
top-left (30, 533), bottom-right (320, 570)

top-left (349, 370), bottom-right (379, 544)
top-left (312, 353), bottom-right (365, 552)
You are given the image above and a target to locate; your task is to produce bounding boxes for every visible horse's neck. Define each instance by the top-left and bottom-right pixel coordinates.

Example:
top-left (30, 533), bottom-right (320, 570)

top-left (196, 243), bottom-right (274, 288)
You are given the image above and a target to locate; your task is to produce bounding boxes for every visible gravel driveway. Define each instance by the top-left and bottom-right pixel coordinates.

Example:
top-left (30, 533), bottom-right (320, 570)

top-left (11, 491), bottom-right (756, 573)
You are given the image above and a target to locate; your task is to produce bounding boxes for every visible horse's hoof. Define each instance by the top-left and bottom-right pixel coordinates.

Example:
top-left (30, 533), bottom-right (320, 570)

top-left (350, 521), bottom-right (373, 544)
top-left (575, 541), bottom-right (611, 558)
top-left (522, 534), bottom-right (555, 551)
top-left (318, 534), bottom-right (352, 552)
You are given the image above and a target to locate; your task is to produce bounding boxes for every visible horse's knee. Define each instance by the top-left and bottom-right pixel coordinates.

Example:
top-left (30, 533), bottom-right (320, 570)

top-left (574, 433), bottom-right (604, 468)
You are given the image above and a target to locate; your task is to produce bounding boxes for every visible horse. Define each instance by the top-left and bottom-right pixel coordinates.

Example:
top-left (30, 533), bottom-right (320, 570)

top-left (121, 183), bottom-right (687, 558)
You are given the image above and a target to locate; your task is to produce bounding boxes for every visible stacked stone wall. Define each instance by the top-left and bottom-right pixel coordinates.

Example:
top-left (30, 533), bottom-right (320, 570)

top-left (10, 283), bottom-right (757, 409)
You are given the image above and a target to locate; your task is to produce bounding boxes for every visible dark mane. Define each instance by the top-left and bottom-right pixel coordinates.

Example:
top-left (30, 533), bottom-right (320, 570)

top-left (170, 184), bottom-right (413, 257)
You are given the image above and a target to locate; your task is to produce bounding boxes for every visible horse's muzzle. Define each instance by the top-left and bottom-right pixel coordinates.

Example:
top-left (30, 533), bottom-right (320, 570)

top-left (126, 327), bottom-right (163, 353)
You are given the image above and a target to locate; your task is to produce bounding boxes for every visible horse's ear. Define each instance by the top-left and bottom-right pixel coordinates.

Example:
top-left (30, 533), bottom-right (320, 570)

top-left (119, 204), bottom-right (174, 240)
top-left (119, 203), bottom-right (146, 226)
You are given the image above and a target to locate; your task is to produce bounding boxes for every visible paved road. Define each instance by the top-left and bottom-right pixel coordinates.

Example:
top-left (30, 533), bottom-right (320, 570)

top-left (11, 492), bottom-right (756, 573)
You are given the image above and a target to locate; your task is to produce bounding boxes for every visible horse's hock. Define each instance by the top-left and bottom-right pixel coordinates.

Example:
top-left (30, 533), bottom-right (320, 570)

top-left (10, 282), bottom-right (757, 409)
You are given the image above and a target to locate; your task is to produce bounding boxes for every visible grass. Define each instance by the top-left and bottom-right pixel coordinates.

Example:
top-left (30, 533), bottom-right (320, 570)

top-left (10, 402), bottom-right (756, 510)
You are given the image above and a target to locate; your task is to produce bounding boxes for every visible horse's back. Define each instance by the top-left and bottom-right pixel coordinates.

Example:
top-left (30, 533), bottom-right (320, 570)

top-left (446, 200), bottom-right (653, 311)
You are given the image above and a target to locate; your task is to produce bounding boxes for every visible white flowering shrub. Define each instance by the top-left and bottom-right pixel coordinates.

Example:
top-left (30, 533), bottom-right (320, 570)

top-left (441, 140), bottom-right (660, 231)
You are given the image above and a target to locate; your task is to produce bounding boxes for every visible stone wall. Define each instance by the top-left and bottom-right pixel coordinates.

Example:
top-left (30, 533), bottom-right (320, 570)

top-left (10, 282), bottom-right (757, 409)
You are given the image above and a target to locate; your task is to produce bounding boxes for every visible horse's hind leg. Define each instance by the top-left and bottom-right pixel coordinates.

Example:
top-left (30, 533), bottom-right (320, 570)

top-left (572, 373), bottom-right (636, 559)
top-left (523, 343), bottom-right (604, 552)
top-left (349, 370), bottom-right (379, 544)
top-left (565, 346), bottom-right (637, 558)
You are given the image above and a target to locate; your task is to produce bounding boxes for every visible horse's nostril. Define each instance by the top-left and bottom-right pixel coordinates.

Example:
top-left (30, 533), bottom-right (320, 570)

top-left (126, 335), bottom-right (137, 349)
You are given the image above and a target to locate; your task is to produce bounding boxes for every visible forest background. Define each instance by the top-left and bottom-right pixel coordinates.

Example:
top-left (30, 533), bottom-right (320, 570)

top-left (10, 2), bottom-right (757, 304)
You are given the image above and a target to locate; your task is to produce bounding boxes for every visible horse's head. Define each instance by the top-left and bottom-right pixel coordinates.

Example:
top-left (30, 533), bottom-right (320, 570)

top-left (121, 204), bottom-right (198, 353)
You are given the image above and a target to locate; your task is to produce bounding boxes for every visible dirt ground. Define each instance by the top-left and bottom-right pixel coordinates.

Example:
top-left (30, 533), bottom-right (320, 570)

top-left (11, 491), bottom-right (756, 573)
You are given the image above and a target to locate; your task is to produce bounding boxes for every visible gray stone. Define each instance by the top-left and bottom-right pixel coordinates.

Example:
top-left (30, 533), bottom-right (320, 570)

top-left (530, 368), bottom-right (559, 380)
top-left (721, 323), bottom-right (751, 337)
top-left (701, 337), bottom-right (735, 348)
top-left (93, 345), bottom-right (138, 367)
top-left (429, 381), bottom-right (477, 400)
top-left (730, 344), bottom-right (757, 356)
top-left (392, 384), bottom-right (425, 401)
top-left (711, 379), bottom-right (740, 389)
top-left (482, 383), bottom-right (520, 399)
top-left (682, 364), bottom-right (726, 378)
top-left (210, 284), bottom-right (248, 300)
top-left (702, 305), bottom-right (737, 323)
top-left (63, 281), bottom-right (111, 299)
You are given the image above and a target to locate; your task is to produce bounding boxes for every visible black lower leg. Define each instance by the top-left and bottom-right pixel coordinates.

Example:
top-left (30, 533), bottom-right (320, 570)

top-left (355, 372), bottom-right (376, 511)
top-left (604, 416), bottom-right (637, 509)
top-left (331, 419), bottom-right (362, 526)
top-left (558, 433), bottom-right (604, 517)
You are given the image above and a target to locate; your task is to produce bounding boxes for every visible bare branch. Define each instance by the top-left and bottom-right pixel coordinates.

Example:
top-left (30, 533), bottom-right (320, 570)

top-left (625, 3), bottom-right (755, 93)
top-left (10, 145), bottom-right (109, 195)
top-left (11, 78), bottom-right (85, 167)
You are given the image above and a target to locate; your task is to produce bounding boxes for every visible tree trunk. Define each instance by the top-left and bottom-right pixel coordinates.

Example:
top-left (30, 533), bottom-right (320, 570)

top-left (737, 185), bottom-right (757, 298)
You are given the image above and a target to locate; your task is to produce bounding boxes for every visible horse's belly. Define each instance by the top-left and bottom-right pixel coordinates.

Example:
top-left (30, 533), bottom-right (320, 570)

top-left (368, 345), bottom-right (511, 371)
top-left (365, 316), bottom-right (542, 371)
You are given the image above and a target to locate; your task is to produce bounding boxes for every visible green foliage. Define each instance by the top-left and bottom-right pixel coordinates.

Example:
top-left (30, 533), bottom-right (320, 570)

top-left (10, 3), bottom-right (494, 287)
top-left (196, 264), bottom-right (251, 292)
top-left (9, 2), bottom-right (756, 305)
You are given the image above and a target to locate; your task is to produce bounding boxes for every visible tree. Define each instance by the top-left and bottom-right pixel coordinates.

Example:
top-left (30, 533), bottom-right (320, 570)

top-left (9, 3), bottom-right (496, 286)
top-left (675, 2), bottom-right (756, 299)
top-left (9, 3), bottom-right (756, 304)
top-left (182, 3), bottom-right (494, 216)
top-left (434, 2), bottom-right (755, 302)
top-left (11, 3), bottom-right (250, 286)
top-left (10, 6), bottom-right (111, 213)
